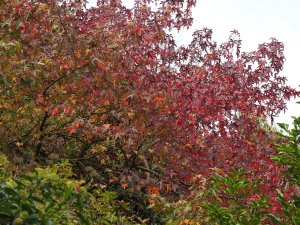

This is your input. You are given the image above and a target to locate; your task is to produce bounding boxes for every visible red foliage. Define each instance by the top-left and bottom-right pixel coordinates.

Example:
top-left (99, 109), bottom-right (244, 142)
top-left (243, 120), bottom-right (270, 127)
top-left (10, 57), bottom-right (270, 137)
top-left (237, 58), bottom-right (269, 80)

top-left (0, 0), bottom-right (299, 214)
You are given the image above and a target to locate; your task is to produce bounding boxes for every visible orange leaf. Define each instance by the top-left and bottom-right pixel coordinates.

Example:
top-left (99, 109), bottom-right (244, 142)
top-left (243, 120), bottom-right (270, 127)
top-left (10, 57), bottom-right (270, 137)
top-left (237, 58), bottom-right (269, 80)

top-left (51, 107), bottom-right (59, 116)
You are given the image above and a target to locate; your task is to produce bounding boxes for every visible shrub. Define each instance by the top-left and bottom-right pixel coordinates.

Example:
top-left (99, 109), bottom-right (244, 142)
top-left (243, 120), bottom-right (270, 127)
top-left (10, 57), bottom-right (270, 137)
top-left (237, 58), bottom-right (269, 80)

top-left (0, 154), bottom-right (135, 225)
top-left (150, 169), bottom-right (270, 225)
top-left (270, 104), bottom-right (300, 224)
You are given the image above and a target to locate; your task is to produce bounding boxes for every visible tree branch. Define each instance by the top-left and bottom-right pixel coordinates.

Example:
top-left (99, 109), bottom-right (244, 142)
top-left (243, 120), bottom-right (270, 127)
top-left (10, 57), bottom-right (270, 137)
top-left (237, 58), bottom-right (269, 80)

top-left (42, 62), bottom-right (89, 97)
top-left (35, 112), bottom-right (49, 157)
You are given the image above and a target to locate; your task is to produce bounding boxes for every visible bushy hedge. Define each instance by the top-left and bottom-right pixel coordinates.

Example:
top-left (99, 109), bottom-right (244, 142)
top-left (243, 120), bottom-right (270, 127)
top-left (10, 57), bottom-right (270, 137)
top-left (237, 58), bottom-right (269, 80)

top-left (0, 156), bottom-right (135, 225)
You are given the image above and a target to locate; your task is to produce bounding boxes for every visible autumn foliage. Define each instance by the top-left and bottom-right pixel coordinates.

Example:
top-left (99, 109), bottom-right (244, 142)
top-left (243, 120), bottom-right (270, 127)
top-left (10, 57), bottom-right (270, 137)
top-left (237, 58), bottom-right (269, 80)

top-left (0, 0), bottom-right (299, 223)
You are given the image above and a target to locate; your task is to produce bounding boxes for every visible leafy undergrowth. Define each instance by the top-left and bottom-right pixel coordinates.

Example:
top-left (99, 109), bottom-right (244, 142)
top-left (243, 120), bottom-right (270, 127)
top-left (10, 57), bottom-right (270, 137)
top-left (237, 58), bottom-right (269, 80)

top-left (0, 156), bottom-right (136, 225)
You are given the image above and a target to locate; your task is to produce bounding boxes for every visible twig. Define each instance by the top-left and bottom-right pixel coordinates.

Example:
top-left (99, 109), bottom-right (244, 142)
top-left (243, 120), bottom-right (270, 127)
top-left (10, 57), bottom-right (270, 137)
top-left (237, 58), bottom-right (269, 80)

top-left (42, 62), bottom-right (89, 97)
top-left (137, 166), bottom-right (161, 178)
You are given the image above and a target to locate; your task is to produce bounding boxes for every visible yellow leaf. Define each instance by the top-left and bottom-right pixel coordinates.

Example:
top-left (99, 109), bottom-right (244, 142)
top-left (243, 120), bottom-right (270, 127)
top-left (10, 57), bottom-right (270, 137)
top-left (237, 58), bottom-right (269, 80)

top-left (16, 142), bottom-right (23, 147)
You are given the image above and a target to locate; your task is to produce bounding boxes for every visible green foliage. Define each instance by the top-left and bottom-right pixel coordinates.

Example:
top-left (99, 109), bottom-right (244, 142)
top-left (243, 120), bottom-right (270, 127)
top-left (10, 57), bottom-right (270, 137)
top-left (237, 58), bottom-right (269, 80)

top-left (0, 154), bottom-right (135, 225)
top-left (269, 105), bottom-right (300, 224)
top-left (0, 157), bottom-right (89, 225)
top-left (0, 154), bottom-right (11, 181)
top-left (273, 116), bottom-right (300, 186)
top-left (88, 188), bottom-right (137, 225)
top-left (150, 169), bottom-right (270, 225)
top-left (201, 170), bottom-right (269, 225)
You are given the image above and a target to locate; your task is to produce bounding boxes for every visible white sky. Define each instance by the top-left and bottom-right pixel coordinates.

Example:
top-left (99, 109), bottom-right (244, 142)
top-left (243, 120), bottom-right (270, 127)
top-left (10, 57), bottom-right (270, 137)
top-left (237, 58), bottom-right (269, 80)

top-left (88, 0), bottom-right (300, 125)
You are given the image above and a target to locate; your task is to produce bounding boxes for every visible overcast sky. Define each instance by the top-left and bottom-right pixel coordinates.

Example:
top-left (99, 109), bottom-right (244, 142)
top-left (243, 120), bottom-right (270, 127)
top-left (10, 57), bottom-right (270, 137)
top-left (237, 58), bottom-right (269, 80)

top-left (88, 0), bottom-right (300, 125)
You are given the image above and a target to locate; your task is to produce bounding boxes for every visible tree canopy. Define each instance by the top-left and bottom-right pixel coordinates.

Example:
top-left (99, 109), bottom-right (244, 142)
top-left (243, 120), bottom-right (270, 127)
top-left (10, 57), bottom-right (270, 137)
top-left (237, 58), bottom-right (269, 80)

top-left (0, 0), bottom-right (299, 224)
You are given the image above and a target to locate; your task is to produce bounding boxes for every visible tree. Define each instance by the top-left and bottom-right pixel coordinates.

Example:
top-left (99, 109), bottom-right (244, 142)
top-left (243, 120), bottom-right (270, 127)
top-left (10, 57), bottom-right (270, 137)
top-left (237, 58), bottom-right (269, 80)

top-left (0, 0), bottom-right (298, 221)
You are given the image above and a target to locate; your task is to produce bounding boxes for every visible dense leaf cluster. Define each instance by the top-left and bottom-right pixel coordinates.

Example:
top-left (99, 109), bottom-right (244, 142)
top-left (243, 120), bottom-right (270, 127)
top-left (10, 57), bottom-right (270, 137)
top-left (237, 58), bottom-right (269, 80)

top-left (0, 0), bottom-right (299, 224)
top-left (0, 155), bottom-right (136, 224)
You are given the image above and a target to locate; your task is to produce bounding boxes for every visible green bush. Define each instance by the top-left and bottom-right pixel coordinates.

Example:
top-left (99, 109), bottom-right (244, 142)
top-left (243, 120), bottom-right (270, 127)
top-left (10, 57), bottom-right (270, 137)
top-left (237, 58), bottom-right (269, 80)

top-left (0, 157), bottom-right (91, 225)
top-left (150, 169), bottom-right (270, 225)
top-left (0, 155), bottom-right (135, 225)
top-left (269, 106), bottom-right (300, 225)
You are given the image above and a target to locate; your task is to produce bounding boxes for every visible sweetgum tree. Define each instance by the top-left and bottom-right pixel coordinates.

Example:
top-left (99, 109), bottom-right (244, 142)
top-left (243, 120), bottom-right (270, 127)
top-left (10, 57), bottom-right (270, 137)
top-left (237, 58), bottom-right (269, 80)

top-left (0, 0), bottom-right (298, 220)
